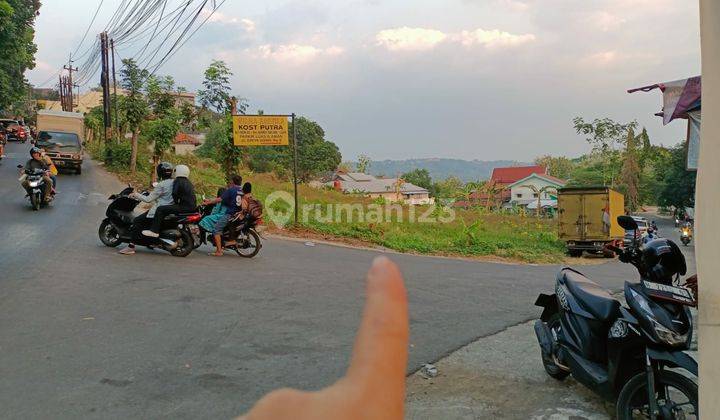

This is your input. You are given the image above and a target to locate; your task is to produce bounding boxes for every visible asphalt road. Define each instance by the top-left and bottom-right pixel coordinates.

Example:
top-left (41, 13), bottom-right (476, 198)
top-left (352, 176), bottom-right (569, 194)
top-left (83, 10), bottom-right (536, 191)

top-left (0, 141), bottom-right (639, 419)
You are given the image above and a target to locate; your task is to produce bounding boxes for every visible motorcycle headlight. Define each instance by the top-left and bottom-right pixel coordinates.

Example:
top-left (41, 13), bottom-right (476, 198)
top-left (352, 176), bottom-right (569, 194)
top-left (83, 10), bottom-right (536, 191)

top-left (648, 317), bottom-right (688, 346)
top-left (630, 289), bottom-right (688, 346)
top-left (29, 181), bottom-right (40, 187)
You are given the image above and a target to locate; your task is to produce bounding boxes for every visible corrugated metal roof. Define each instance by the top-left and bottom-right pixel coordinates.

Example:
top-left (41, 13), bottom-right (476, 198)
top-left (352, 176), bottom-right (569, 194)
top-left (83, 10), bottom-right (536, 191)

top-left (330, 177), bottom-right (429, 194)
top-left (491, 165), bottom-right (546, 184)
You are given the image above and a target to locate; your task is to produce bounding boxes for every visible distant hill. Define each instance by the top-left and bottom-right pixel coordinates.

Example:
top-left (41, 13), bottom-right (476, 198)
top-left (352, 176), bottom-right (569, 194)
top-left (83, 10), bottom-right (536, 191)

top-left (353, 158), bottom-right (529, 182)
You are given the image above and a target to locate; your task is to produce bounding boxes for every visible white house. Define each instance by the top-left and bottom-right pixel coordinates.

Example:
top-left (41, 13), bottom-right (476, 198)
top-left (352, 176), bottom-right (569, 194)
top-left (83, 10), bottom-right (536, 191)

top-left (509, 173), bottom-right (567, 207)
top-left (327, 172), bottom-right (435, 205)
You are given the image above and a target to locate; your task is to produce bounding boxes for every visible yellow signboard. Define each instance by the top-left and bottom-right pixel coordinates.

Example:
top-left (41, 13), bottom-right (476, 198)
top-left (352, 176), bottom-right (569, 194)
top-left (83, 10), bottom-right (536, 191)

top-left (233, 115), bottom-right (289, 146)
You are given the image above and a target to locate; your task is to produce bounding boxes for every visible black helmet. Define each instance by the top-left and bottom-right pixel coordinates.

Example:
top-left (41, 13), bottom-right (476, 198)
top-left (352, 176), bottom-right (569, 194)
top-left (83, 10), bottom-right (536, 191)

top-left (641, 238), bottom-right (687, 283)
top-left (156, 162), bottom-right (174, 180)
top-left (30, 146), bottom-right (42, 156)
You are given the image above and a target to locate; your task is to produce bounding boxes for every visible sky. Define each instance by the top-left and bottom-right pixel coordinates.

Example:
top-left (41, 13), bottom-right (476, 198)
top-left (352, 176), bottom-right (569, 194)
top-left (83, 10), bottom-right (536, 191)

top-left (27, 0), bottom-right (701, 162)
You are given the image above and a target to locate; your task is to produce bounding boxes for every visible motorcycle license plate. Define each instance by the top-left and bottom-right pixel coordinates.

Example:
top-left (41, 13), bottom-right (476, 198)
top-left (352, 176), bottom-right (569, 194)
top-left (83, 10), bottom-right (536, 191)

top-left (642, 281), bottom-right (696, 306)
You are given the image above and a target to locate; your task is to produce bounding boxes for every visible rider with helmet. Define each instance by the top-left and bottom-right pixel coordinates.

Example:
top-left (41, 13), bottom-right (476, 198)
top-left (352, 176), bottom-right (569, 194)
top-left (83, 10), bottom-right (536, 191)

top-left (20, 147), bottom-right (54, 203)
top-left (118, 162), bottom-right (175, 255)
top-left (142, 164), bottom-right (197, 238)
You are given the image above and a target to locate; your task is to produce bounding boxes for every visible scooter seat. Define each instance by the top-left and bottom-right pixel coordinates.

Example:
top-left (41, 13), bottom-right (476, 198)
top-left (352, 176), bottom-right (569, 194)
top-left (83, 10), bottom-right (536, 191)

top-left (559, 268), bottom-right (619, 321)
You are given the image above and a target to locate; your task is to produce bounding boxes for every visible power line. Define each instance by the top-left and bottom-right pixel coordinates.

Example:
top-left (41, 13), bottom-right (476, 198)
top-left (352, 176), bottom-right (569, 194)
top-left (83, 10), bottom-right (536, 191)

top-left (71, 0), bottom-right (106, 58)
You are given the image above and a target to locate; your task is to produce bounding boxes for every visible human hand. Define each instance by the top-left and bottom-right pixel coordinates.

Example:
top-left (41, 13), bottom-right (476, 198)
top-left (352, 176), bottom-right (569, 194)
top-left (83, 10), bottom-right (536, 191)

top-left (239, 256), bottom-right (409, 420)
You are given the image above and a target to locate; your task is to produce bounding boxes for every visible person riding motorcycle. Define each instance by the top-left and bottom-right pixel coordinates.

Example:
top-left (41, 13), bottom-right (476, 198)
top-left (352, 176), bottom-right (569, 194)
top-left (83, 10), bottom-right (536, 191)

top-left (118, 162), bottom-right (175, 255)
top-left (142, 164), bottom-right (197, 238)
top-left (20, 147), bottom-right (54, 203)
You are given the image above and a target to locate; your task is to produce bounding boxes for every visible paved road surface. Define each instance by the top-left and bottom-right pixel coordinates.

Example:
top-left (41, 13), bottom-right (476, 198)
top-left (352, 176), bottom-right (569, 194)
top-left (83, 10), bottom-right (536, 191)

top-left (0, 142), bottom-right (637, 419)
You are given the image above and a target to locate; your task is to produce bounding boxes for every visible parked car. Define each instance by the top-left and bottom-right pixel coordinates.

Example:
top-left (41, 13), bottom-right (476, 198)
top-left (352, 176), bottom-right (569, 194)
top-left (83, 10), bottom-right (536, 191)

top-left (623, 216), bottom-right (649, 246)
top-left (0, 119), bottom-right (23, 142)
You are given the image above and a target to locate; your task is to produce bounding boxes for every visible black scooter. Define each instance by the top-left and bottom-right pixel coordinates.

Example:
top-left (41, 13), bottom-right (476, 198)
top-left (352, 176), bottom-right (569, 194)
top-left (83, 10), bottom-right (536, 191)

top-left (98, 186), bottom-right (200, 257)
top-left (189, 203), bottom-right (262, 258)
top-left (534, 215), bottom-right (697, 419)
top-left (18, 164), bottom-right (53, 211)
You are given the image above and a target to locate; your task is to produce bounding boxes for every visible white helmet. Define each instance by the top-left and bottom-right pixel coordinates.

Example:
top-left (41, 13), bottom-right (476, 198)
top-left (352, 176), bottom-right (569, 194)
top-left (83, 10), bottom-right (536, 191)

top-left (173, 164), bottom-right (190, 178)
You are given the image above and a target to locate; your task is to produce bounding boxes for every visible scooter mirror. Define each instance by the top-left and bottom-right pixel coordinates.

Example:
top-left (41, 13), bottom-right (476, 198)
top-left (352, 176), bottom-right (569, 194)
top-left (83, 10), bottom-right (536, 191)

top-left (617, 215), bottom-right (639, 231)
top-left (16, 164), bottom-right (23, 169)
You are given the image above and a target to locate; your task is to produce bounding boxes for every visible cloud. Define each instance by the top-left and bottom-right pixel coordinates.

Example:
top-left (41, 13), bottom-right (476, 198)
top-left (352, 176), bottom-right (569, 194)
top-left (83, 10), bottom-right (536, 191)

top-left (375, 26), bottom-right (536, 52)
top-left (454, 29), bottom-right (536, 48)
top-left (201, 9), bottom-right (255, 33)
top-left (240, 18), bottom-right (256, 33)
top-left (249, 44), bottom-right (345, 63)
top-left (588, 11), bottom-right (626, 31)
top-left (375, 27), bottom-right (448, 51)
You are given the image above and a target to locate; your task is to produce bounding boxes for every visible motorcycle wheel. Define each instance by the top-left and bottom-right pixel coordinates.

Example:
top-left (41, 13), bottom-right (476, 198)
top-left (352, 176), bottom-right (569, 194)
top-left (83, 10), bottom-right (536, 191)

top-left (98, 219), bottom-right (122, 247)
top-left (169, 229), bottom-right (194, 257)
top-left (540, 314), bottom-right (570, 380)
top-left (234, 229), bottom-right (261, 258)
top-left (30, 193), bottom-right (40, 211)
top-left (616, 370), bottom-right (697, 420)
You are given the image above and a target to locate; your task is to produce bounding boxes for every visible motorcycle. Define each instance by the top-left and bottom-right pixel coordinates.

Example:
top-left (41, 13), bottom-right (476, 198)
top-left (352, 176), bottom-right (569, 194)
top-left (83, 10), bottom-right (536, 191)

top-left (98, 186), bottom-right (200, 257)
top-left (190, 203), bottom-right (262, 258)
top-left (680, 227), bottom-right (692, 246)
top-left (534, 215), bottom-right (697, 419)
top-left (18, 164), bottom-right (53, 211)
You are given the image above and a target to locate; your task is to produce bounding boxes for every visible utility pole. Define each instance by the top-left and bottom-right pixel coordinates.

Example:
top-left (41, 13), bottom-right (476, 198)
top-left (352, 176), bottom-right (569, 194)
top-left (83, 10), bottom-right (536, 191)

top-left (100, 32), bottom-right (112, 142)
top-left (63, 55), bottom-right (78, 112)
top-left (58, 75), bottom-right (65, 111)
top-left (110, 39), bottom-right (119, 135)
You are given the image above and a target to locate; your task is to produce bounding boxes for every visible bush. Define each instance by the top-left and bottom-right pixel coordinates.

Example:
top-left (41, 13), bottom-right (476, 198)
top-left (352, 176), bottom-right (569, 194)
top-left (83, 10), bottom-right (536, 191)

top-left (104, 142), bottom-right (132, 169)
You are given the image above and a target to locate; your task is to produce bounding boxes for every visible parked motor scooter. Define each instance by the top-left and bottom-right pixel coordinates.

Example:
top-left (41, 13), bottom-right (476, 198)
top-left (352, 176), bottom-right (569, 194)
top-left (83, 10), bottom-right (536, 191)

top-left (534, 215), bottom-right (697, 419)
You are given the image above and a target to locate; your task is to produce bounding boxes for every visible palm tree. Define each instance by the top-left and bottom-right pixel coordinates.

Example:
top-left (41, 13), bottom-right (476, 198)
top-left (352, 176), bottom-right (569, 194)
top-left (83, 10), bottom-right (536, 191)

top-left (522, 185), bottom-right (558, 217)
top-left (482, 181), bottom-right (508, 212)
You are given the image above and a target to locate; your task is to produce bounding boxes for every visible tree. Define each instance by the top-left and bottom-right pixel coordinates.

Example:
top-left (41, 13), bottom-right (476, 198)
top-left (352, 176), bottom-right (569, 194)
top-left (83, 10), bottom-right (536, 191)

top-left (401, 169), bottom-right (432, 191)
top-left (433, 176), bottom-right (463, 200)
top-left (522, 184), bottom-right (558, 217)
top-left (573, 117), bottom-right (638, 188)
top-left (206, 115), bottom-right (240, 180)
top-left (656, 144), bottom-right (697, 211)
top-left (119, 59), bottom-right (149, 174)
top-left (0, 1), bottom-right (41, 111)
top-left (356, 155), bottom-right (371, 174)
top-left (620, 126), bottom-right (641, 212)
top-left (290, 117), bottom-right (342, 182)
top-left (145, 74), bottom-right (176, 117)
top-left (534, 155), bottom-right (575, 180)
top-left (143, 110), bottom-right (181, 181)
top-left (573, 117), bottom-right (637, 152)
top-left (197, 60), bottom-right (233, 114)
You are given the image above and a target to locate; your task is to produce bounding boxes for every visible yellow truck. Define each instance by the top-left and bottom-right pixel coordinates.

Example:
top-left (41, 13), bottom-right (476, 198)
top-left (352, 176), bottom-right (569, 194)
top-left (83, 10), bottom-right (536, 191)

top-left (36, 110), bottom-right (85, 174)
top-left (557, 187), bottom-right (625, 257)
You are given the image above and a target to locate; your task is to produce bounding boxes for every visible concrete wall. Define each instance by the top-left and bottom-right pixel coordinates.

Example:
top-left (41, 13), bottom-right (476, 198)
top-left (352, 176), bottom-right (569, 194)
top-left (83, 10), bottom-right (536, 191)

top-left (510, 177), bottom-right (559, 203)
top-left (698, 1), bottom-right (720, 416)
top-left (173, 144), bottom-right (197, 156)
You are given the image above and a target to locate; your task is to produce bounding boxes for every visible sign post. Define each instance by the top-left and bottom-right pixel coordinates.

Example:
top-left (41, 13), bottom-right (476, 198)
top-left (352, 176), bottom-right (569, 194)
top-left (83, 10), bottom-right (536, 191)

top-left (232, 114), bottom-right (299, 224)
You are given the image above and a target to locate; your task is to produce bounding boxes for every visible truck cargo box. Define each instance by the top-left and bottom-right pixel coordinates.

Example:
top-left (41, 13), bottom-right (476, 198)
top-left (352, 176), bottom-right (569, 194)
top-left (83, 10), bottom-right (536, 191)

top-left (558, 187), bottom-right (625, 256)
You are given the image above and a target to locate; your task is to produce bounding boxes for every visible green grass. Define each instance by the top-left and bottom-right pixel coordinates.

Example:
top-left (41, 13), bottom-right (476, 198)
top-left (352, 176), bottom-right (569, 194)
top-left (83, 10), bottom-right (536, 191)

top-left (87, 141), bottom-right (566, 263)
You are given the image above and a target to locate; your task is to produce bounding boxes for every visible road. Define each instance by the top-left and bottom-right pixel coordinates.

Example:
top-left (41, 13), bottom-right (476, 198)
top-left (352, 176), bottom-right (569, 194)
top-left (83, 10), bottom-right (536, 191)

top-left (0, 141), bottom-right (639, 419)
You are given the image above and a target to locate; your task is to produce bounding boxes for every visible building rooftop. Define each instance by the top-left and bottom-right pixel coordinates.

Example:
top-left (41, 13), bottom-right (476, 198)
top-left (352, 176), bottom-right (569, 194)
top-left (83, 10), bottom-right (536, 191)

top-left (491, 165), bottom-right (547, 184)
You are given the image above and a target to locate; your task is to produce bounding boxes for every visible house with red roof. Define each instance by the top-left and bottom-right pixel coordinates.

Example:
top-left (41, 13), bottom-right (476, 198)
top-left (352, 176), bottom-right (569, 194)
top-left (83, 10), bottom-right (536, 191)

top-left (508, 172), bottom-right (567, 211)
top-left (455, 165), bottom-right (549, 208)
